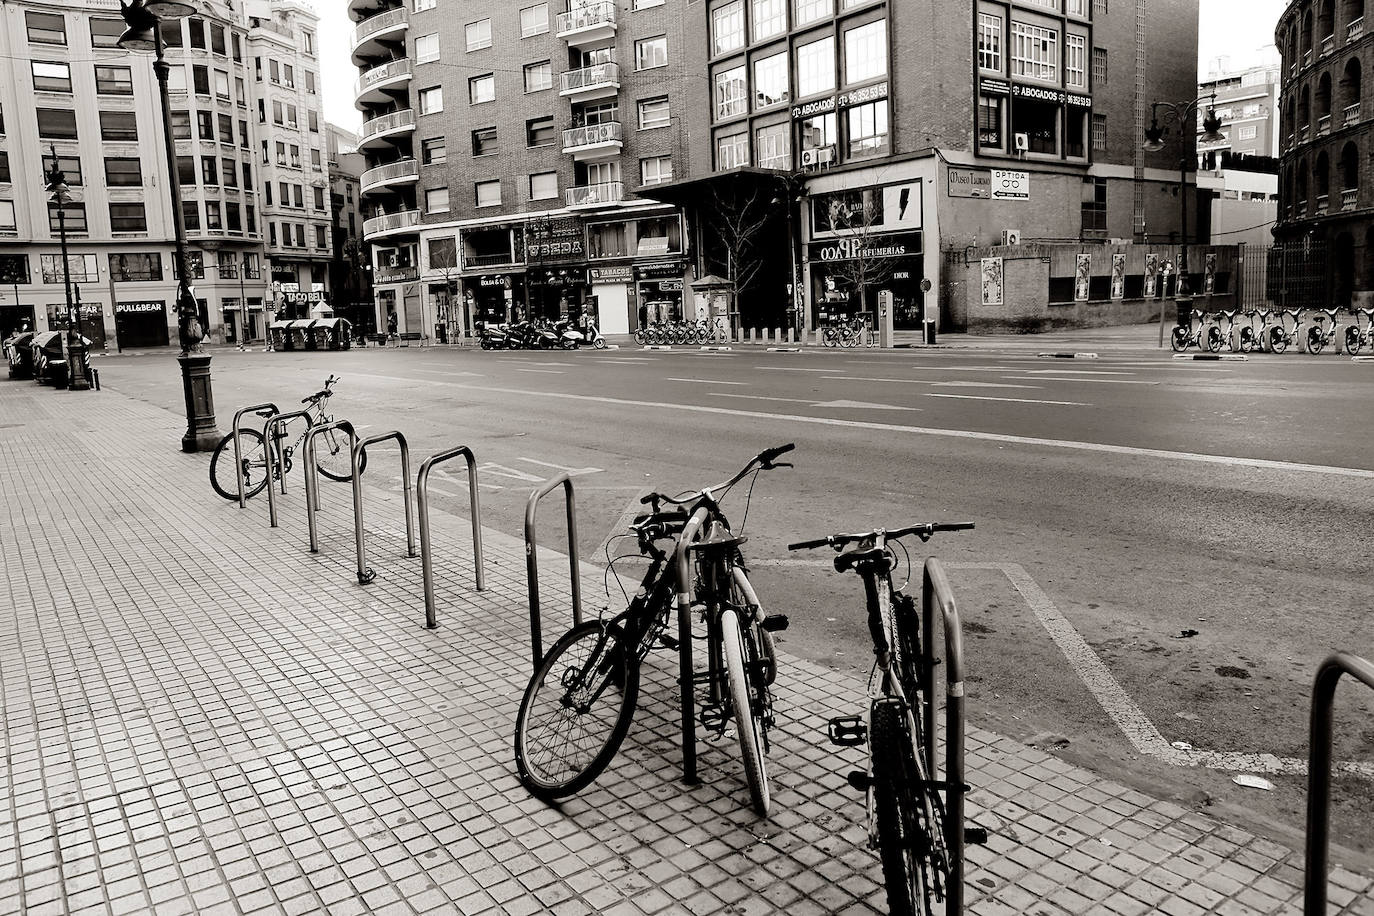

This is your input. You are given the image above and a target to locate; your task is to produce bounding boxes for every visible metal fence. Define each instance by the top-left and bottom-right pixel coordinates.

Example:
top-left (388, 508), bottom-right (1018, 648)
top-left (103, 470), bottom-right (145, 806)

top-left (1238, 241), bottom-right (1330, 309)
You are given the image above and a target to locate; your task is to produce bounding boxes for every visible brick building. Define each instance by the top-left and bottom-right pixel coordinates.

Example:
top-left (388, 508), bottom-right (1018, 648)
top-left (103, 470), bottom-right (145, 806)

top-left (1275, 0), bottom-right (1372, 306)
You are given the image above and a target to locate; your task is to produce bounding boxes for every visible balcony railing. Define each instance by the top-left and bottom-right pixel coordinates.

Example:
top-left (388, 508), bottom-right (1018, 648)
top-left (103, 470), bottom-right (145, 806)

top-left (1342, 188), bottom-right (1358, 210)
top-left (466, 251), bottom-right (519, 268)
top-left (360, 108), bottom-right (416, 143)
top-left (1345, 102), bottom-right (1362, 126)
top-left (565, 181), bottom-right (624, 208)
top-left (1297, 198), bottom-right (1308, 216)
top-left (1303, 49), bottom-right (1313, 67)
top-left (356, 58), bottom-right (412, 95)
top-left (557, 2), bottom-right (616, 36)
top-left (1349, 17), bottom-right (1365, 41)
top-left (1317, 114), bottom-right (1332, 135)
top-left (360, 158), bottom-right (418, 191)
top-left (1321, 34), bottom-right (1335, 55)
top-left (354, 6), bottom-right (407, 48)
top-left (1285, 132), bottom-right (1295, 150)
top-left (560, 62), bottom-right (620, 94)
top-left (363, 209), bottom-right (420, 237)
top-left (1299, 123), bottom-right (1311, 141)
top-left (1316, 193), bottom-right (1330, 215)
top-left (562, 121), bottom-right (622, 151)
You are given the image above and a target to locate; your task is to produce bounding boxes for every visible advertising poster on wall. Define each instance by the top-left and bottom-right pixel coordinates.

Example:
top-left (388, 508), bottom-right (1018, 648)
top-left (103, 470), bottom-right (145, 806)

top-left (1110, 253), bottom-right (1126, 300)
top-left (1144, 254), bottom-right (1159, 298)
top-left (1204, 252), bottom-right (1217, 294)
top-left (980, 258), bottom-right (1004, 306)
top-left (1074, 254), bottom-right (1091, 302)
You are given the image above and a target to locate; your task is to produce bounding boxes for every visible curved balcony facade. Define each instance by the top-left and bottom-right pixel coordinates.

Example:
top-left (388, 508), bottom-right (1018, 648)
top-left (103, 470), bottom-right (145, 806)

top-left (363, 209), bottom-right (421, 241)
top-left (355, 58), bottom-right (413, 110)
top-left (360, 159), bottom-right (420, 194)
top-left (352, 6), bottom-right (408, 66)
top-left (359, 109), bottom-right (417, 151)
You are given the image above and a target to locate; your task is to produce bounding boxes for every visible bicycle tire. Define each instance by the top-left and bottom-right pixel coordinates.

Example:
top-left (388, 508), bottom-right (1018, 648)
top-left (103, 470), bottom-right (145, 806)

top-left (315, 423), bottom-right (367, 481)
top-left (1346, 326), bottom-right (1362, 356)
top-left (1270, 326), bottom-right (1288, 354)
top-left (720, 608), bottom-right (771, 816)
top-left (871, 699), bottom-right (937, 916)
top-left (210, 428), bottom-right (269, 501)
top-left (1307, 326), bottom-right (1324, 355)
top-left (514, 621), bottom-right (638, 801)
top-left (1170, 326), bottom-right (1188, 352)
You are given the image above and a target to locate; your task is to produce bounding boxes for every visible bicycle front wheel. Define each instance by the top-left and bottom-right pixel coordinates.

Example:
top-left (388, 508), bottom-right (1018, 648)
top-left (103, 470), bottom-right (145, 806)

top-left (871, 699), bottom-right (939, 916)
top-left (720, 608), bottom-right (770, 816)
top-left (315, 424), bottom-right (366, 482)
top-left (210, 429), bottom-right (268, 500)
top-left (514, 621), bottom-right (638, 801)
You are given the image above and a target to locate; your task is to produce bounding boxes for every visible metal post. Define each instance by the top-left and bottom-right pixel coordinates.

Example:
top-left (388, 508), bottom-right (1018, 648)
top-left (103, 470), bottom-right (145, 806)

top-left (352, 431), bottom-right (416, 586)
top-left (673, 508), bottom-right (708, 785)
top-left (230, 402), bottom-right (279, 508)
top-left (238, 254), bottom-right (248, 351)
top-left (302, 419), bottom-right (358, 553)
top-left (262, 409), bottom-right (312, 528)
top-left (417, 446), bottom-right (485, 629)
top-left (523, 473), bottom-right (583, 670)
top-left (923, 558), bottom-right (969, 916)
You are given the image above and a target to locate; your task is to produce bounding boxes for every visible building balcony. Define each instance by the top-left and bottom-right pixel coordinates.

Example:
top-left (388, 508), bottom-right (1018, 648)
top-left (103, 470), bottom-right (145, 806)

top-left (348, 0), bottom-right (389, 20)
top-left (1303, 49), bottom-right (1313, 68)
top-left (359, 108), bottom-right (416, 150)
top-left (355, 58), bottom-right (412, 109)
top-left (1321, 34), bottom-right (1335, 56)
top-left (1342, 187), bottom-right (1358, 210)
top-left (352, 7), bottom-right (408, 66)
top-left (363, 208), bottom-right (420, 240)
top-left (556, 2), bottom-right (617, 46)
top-left (1345, 102), bottom-right (1362, 126)
top-left (1316, 193), bottom-right (1330, 215)
top-left (1317, 114), bottom-right (1332, 136)
top-left (1350, 17), bottom-right (1365, 42)
top-left (565, 181), bottom-right (624, 209)
top-left (360, 159), bottom-right (419, 194)
top-left (562, 121), bottom-right (622, 160)
top-left (1297, 198), bottom-right (1308, 217)
top-left (1298, 123), bottom-right (1310, 141)
top-left (559, 62), bottom-right (620, 102)
top-left (465, 251), bottom-right (520, 269)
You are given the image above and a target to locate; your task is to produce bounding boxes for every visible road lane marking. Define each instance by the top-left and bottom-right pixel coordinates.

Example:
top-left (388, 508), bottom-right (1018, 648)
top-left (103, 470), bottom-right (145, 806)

top-left (755, 367), bottom-right (835, 372)
top-left (344, 373), bottom-right (1374, 479)
top-left (516, 368), bottom-right (565, 374)
top-left (712, 394), bottom-right (922, 410)
top-left (1017, 369), bottom-right (1137, 376)
top-left (475, 462), bottom-right (544, 482)
top-left (514, 457), bottom-right (602, 477)
top-left (930, 381), bottom-right (1041, 389)
top-left (1001, 376), bottom-right (1161, 386)
top-left (926, 394), bottom-right (1088, 406)
top-left (668, 378), bottom-right (748, 385)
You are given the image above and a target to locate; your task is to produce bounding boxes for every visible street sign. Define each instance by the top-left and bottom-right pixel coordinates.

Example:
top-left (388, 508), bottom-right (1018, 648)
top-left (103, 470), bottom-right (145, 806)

top-left (991, 169), bottom-right (1030, 200)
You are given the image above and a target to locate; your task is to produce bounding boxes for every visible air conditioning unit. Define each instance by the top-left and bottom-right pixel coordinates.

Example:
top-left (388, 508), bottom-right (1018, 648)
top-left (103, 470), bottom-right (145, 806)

top-left (388, 254), bottom-right (400, 267)
top-left (1013, 133), bottom-right (1030, 153)
top-left (800, 145), bottom-right (836, 169)
top-left (1002, 229), bottom-right (1022, 246)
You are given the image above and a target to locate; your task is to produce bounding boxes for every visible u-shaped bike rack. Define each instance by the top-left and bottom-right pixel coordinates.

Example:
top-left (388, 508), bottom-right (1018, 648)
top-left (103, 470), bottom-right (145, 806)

top-left (523, 472), bottom-right (582, 670)
top-left (1304, 652), bottom-right (1374, 915)
top-left (672, 508), bottom-right (709, 785)
top-left (302, 419), bottom-right (360, 553)
top-left (352, 430), bottom-right (416, 585)
top-left (263, 409), bottom-right (313, 528)
top-left (230, 402), bottom-right (279, 509)
top-left (417, 446), bottom-right (485, 629)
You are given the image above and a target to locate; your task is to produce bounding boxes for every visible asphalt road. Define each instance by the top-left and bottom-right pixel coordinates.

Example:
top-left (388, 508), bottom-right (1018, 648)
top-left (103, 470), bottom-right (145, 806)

top-left (91, 336), bottom-right (1374, 857)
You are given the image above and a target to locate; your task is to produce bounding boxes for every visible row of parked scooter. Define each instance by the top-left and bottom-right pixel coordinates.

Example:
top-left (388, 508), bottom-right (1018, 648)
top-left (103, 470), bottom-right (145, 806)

top-left (1172, 305), bottom-right (1374, 355)
top-left (477, 318), bottom-right (607, 350)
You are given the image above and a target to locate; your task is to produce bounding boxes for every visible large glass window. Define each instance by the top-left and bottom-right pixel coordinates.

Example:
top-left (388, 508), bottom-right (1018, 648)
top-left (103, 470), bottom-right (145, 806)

top-left (42, 254), bottom-right (99, 283)
top-left (419, 86), bottom-right (443, 114)
top-left (466, 19), bottom-right (492, 51)
top-left (521, 4), bottom-right (549, 37)
top-left (1011, 98), bottom-right (1059, 154)
top-left (42, 153), bottom-right (82, 186)
top-left (36, 108), bottom-right (78, 140)
top-left (800, 112), bottom-right (836, 157)
top-left (426, 187), bottom-right (451, 213)
top-left (422, 136), bottom-right (447, 164)
top-left (526, 116), bottom-right (555, 146)
top-left (978, 96), bottom-right (1004, 149)
top-left (752, 0), bottom-right (786, 39)
top-left (104, 157), bottom-right (142, 187)
top-left (1011, 22), bottom-right (1058, 82)
top-left (715, 66), bottom-right (748, 119)
top-left (794, 0), bottom-right (833, 27)
top-left (635, 36), bottom-right (668, 70)
top-left (754, 51), bottom-right (789, 109)
top-left (846, 100), bottom-right (889, 158)
top-left (472, 126), bottom-right (498, 156)
top-left (90, 17), bottom-right (125, 47)
top-left (416, 34), bottom-right (440, 63)
top-left (469, 74), bottom-right (495, 104)
top-left (796, 36), bottom-right (836, 97)
top-left (1066, 35), bottom-right (1086, 89)
top-left (474, 180), bottom-right (501, 207)
top-left (712, 1), bottom-right (745, 56)
top-left (109, 253), bottom-right (162, 282)
top-left (26, 12), bottom-right (67, 46)
top-left (32, 62), bottom-right (72, 93)
top-left (110, 203), bottom-right (147, 232)
top-left (529, 171), bottom-right (558, 200)
top-left (100, 111), bottom-right (138, 141)
top-left (638, 96), bottom-right (670, 129)
top-left (978, 13), bottom-right (1002, 72)
top-left (1065, 109), bottom-right (1086, 158)
top-left (716, 131), bottom-right (749, 169)
top-left (47, 202), bottom-right (87, 233)
top-left (756, 122), bottom-right (791, 168)
top-left (0, 204), bottom-right (17, 233)
top-left (844, 20), bottom-right (887, 84)
top-left (524, 61), bottom-right (552, 92)
top-left (641, 156), bottom-right (673, 185)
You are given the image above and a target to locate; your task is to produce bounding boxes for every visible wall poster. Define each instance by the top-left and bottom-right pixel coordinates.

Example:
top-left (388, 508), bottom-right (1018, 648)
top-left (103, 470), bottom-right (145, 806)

top-left (1110, 253), bottom-right (1126, 300)
top-left (980, 257), bottom-right (1004, 306)
top-left (1074, 254), bottom-right (1091, 302)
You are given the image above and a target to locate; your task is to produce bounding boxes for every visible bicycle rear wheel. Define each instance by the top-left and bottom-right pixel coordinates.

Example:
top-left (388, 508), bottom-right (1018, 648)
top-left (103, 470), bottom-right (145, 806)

top-left (315, 424), bottom-right (366, 481)
top-left (720, 607), bottom-right (770, 816)
top-left (209, 429), bottom-right (268, 500)
top-left (871, 698), bottom-right (939, 916)
top-left (514, 621), bottom-right (638, 801)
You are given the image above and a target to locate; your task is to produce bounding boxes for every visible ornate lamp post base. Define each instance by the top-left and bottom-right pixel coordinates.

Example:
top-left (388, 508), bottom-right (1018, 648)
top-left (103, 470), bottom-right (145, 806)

top-left (179, 354), bottom-right (222, 452)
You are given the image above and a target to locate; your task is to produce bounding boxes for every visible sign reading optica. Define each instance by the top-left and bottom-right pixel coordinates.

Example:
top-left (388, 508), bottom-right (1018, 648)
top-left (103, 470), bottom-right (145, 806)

top-left (990, 170), bottom-right (1030, 200)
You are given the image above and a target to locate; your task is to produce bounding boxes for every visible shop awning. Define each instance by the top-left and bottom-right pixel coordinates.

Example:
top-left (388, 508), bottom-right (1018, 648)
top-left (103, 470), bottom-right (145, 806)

top-left (633, 167), bottom-right (800, 207)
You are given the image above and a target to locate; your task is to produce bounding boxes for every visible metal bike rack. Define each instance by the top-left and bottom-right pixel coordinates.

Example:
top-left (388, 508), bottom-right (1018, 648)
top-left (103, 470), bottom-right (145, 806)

top-left (1304, 652), bottom-right (1374, 915)
top-left (262, 409), bottom-right (313, 528)
top-left (417, 446), bottom-right (485, 629)
top-left (302, 419), bottom-right (359, 553)
top-left (672, 508), bottom-right (710, 785)
top-left (921, 557), bottom-right (971, 916)
top-left (230, 402), bottom-right (279, 509)
top-left (352, 430), bottom-right (416, 585)
top-left (523, 472), bottom-right (582, 670)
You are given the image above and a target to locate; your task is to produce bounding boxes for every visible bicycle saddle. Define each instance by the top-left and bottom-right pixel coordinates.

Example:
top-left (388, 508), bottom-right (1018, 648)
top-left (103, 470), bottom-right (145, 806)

top-left (834, 547), bottom-right (890, 573)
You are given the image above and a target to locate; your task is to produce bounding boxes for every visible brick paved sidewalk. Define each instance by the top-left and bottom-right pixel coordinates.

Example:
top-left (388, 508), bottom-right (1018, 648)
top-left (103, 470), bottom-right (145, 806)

top-left (1, 384), bottom-right (1369, 916)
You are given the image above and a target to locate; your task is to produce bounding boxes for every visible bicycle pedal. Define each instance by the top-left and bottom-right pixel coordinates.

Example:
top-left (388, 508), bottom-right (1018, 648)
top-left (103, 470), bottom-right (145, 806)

top-left (827, 716), bottom-right (867, 747)
top-left (760, 614), bottom-right (789, 632)
top-left (846, 770), bottom-right (871, 792)
top-left (656, 633), bottom-right (679, 651)
top-left (965, 827), bottom-right (989, 846)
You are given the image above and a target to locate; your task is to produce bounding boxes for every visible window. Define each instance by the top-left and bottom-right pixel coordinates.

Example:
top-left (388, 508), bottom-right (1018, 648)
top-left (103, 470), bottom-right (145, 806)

top-left (198, 111), bottom-right (215, 141)
top-left (201, 156), bottom-right (218, 185)
top-left (475, 180), bottom-right (501, 207)
top-left (1092, 0), bottom-right (1108, 14)
top-left (416, 0), bottom-right (436, 9)
top-left (1092, 47), bottom-right (1107, 85)
top-left (638, 97), bottom-right (670, 129)
top-left (0, 153), bottom-right (8, 184)
top-left (310, 149), bottom-right (322, 170)
top-left (1067, 0), bottom-right (1087, 15)
top-left (1066, 34), bottom-right (1086, 89)
top-left (284, 65), bottom-right (295, 87)
top-left (210, 23), bottom-right (226, 55)
top-left (37, 108), bottom-right (78, 140)
top-left (193, 65), bottom-right (210, 95)
top-left (99, 111), bottom-right (138, 142)
top-left (26, 12), bottom-right (67, 46)
top-left (1011, 22), bottom-right (1058, 82)
top-left (844, 20), bottom-right (887, 84)
top-left (269, 60), bottom-right (280, 84)
top-left (754, 52), bottom-right (789, 108)
top-left (799, 111), bottom-right (836, 156)
top-left (422, 136), bottom-right (447, 164)
top-left (104, 158), bottom-right (142, 187)
top-left (715, 66), bottom-right (747, 119)
top-left (527, 116), bottom-right (556, 147)
top-left (1081, 177), bottom-right (1107, 239)
top-left (428, 237), bottom-right (458, 269)
top-left (189, 18), bottom-right (206, 49)
top-left (90, 17), bottom-right (125, 47)
top-left (796, 36), bottom-right (836, 97)
top-left (177, 155), bottom-right (196, 185)
top-left (205, 201), bottom-right (222, 230)
top-left (305, 71), bottom-right (316, 95)
top-left (302, 30), bottom-right (314, 55)
top-left (236, 77), bottom-right (247, 107)
top-left (794, 0), bottom-right (833, 27)
top-left (1022, 0), bottom-right (1059, 8)
top-left (466, 19), bottom-right (492, 51)
top-left (979, 96), bottom-right (1004, 149)
top-left (634, 0), bottom-right (666, 7)
top-left (529, 171), bottom-right (558, 200)
top-left (1012, 97), bottom-right (1059, 154)
top-left (641, 155), bottom-right (673, 185)
top-left (469, 74), bottom-right (495, 104)
top-left (48, 201), bottom-right (87, 233)
top-left (978, 13), bottom-right (1002, 72)
top-left (287, 104), bottom-right (298, 127)
top-left (472, 126), bottom-right (498, 156)
top-left (161, 19), bottom-right (182, 48)
top-left (41, 254), bottom-right (99, 283)
top-left (32, 62), bottom-right (73, 94)
top-left (521, 4), bottom-right (549, 37)
top-left (1238, 125), bottom-right (1258, 140)
top-left (171, 110), bottom-right (192, 140)
top-left (315, 225), bottom-right (327, 250)
top-left (756, 122), bottom-right (790, 168)
top-left (524, 61), bottom-right (553, 92)
top-left (182, 203), bottom-right (201, 232)
top-left (167, 64), bottom-right (188, 92)
top-left (419, 86), bottom-right (444, 114)
top-left (233, 33), bottom-right (242, 62)
top-left (753, 0), bottom-right (786, 40)
top-left (635, 36), bottom-right (668, 70)
top-left (42, 153), bottom-right (83, 186)
top-left (222, 157), bottom-right (237, 187)
top-left (712, 1), bottom-right (745, 55)
top-left (426, 187), bottom-right (450, 212)
top-left (716, 130), bottom-right (749, 169)
top-left (218, 113), bottom-right (233, 142)
top-left (1091, 113), bottom-right (1107, 151)
top-left (847, 100), bottom-right (889, 158)
top-left (309, 110), bottom-right (319, 133)
top-left (416, 33), bottom-right (440, 63)
top-left (110, 203), bottom-right (147, 232)
top-left (109, 253), bottom-right (162, 282)
top-left (292, 185), bottom-right (304, 208)
top-left (0, 201), bottom-right (15, 233)
top-left (242, 161), bottom-right (252, 187)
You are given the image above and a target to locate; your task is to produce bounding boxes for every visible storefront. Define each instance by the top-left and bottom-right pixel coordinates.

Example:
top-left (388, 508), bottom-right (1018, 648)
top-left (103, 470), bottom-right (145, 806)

top-left (465, 273), bottom-right (521, 326)
top-left (525, 267), bottom-right (586, 323)
top-left (114, 300), bottom-right (170, 348)
top-left (634, 261), bottom-right (687, 327)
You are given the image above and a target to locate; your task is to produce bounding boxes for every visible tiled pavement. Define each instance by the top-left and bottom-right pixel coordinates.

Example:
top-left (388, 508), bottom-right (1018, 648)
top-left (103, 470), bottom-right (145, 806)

top-left (1, 383), bottom-right (1370, 916)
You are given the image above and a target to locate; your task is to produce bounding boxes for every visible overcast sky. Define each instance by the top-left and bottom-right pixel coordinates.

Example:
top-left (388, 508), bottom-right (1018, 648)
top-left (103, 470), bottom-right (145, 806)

top-left (317, 0), bottom-right (1290, 133)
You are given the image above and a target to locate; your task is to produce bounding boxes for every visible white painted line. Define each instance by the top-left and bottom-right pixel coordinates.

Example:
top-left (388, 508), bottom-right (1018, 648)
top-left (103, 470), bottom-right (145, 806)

top-left (930, 381), bottom-right (1042, 389)
top-left (1354, 355), bottom-right (1374, 362)
top-left (667, 377), bottom-right (748, 385)
top-left (603, 357), bottom-right (657, 362)
top-left (515, 368), bottom-right (565, 374)
top-left (1018, 368), bottom-right (1136, 376)
top-left (533, 361), bottom-right (576, 367)
top-left (713, 393), bottom-right (814, 404)
top-left (756, 367), bottom-right (835, 373)
top-left (1036, 352), bottom-right (1100, 359)
top-left (1001, 376), bottom-right (1162, 386)
top-left (927, 394), bottom-right (1089, 406)
top-left (699, 346), bottom-right (734, 351)
top-left (712, 393), bottom-right (922, 411)
top-left (767, 347), bottom-right (802, 352)
top-left (514, 457), bottom-right (603, 477)
top-left (475, 462), bottom-right (544, 482)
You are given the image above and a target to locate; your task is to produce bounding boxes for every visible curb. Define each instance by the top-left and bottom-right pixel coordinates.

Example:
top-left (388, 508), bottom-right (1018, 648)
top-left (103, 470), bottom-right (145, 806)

top-left (766, 347), bottom-right (802, 352)
top-left (642, 345), bottom-right (673, 350)
top-left (699, 346), bottom-right (734, 352)
top-left (1037, 352), bottom-right (1100, 359)
top-left (1173, 353), bottom-right (1248, 361)
top-left (1354, 355), bottom-right (1374, 362)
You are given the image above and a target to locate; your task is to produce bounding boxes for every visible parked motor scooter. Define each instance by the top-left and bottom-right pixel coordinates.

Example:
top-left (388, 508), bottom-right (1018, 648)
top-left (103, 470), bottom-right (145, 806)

top-left (478, 323), bottom-right (510, 350)
top-left (524, 320), bottom-right (560, 349)
top-left (553, 319), bottom-right (584, 349)
top-left (579, 318), bottom-right (607, 349)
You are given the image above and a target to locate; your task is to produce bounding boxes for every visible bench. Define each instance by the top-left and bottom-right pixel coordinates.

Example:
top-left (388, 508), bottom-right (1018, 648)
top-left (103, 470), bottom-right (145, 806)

top-left (367, 333), bottom-right (388, 346)
top-left (398, 332), bottom-right (427, 347)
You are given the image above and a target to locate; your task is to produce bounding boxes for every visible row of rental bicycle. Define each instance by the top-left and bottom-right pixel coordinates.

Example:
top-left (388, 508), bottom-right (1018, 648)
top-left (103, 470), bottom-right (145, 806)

top-left (1172, 304), bottom-right (1374, 354)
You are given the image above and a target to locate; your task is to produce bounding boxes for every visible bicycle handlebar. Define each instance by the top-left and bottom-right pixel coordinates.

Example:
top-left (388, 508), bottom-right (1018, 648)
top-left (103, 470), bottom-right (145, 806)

top-left (641, 443), bottom-right (795, 508)
top-left (788, 522), bottom-right (974, 551)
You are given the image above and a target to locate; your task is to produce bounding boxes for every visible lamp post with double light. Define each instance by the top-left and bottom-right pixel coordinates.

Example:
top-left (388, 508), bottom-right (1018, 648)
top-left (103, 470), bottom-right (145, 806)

top-left (44, 147), bottom-right (90, 390)
top-left (118, 0), bottom-right (221, 450)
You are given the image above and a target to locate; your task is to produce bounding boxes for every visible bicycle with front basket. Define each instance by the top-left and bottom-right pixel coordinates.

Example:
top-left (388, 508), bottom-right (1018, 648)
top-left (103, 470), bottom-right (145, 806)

top-left (513, 444), bottom-right (794, 815)
top-left (208, 374), bottom-right (367, 500)
top-left (790, 520), bottom-right (981, 916)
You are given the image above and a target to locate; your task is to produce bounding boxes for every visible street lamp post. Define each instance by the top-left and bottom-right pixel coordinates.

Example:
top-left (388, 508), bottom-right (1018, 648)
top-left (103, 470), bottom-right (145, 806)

top-left (44, 147), bottom-right (90, 391)
top-left (119, 0), bottom-right (221, 451)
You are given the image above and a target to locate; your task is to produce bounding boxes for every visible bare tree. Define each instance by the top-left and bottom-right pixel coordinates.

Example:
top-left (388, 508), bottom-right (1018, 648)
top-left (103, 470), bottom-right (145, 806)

top-left (706, 185), bottom-right (774, 306)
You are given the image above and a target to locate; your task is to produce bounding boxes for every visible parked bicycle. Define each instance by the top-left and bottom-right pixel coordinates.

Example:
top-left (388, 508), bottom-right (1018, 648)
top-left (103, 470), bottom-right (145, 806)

top-left (790, 521), bottom-right (978, 916)
top-left (208, 375), bottom-right (366, 500)
top-left (1170, 308), bottom-right (1212, 352)
top-left (1212, 308), bottom-right (1242, 353)
top-left (1306, 307), bottom-right (1343, 355)
top-left (514, 444), bottom-right (794, 815)
top-left (1345, 305), bottom-right (1374, 355)
top-left (823, 315), bottom-right (869, 348)
top-left (1267, 307), bottom-right (1308, 354)
top-left (1237, 307), bottom-right (1273, 353)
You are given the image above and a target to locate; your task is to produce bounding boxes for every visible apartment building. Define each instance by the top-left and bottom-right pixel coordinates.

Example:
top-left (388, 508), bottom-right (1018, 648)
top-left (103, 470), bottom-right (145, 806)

top-left (350, 0), bottom-right (694, 338)
top-left (1198, 54), bottom-right (1283, 162)
top-left (326, 123), bottom-right (371, 331)
top-left (0, 0), bottom-right (328, 348)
